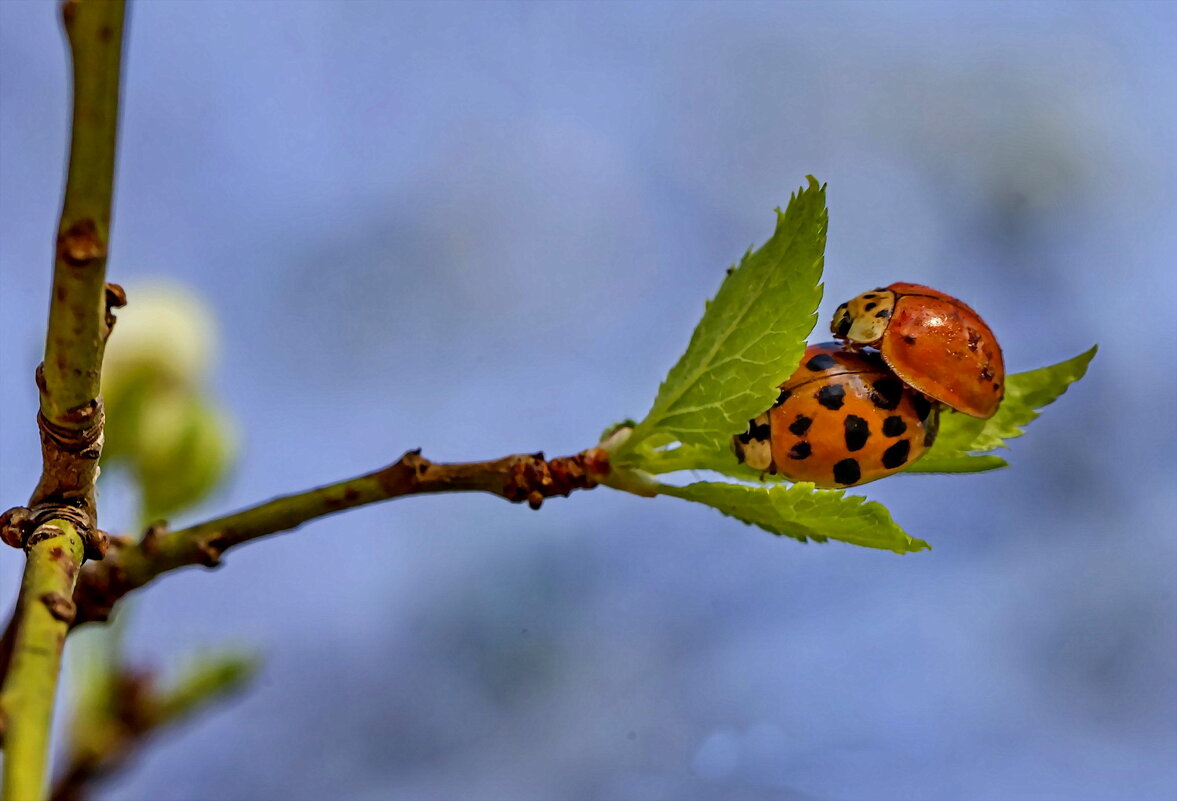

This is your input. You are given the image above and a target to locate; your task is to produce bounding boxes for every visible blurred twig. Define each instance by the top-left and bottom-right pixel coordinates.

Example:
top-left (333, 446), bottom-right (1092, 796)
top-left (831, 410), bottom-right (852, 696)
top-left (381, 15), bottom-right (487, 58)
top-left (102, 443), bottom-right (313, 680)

top-left (50, 650), bottom-right (256, 801)
top-left (71, 448), bottom-right (607, 625)
top-left (0, 1), bottom-right (126, 799)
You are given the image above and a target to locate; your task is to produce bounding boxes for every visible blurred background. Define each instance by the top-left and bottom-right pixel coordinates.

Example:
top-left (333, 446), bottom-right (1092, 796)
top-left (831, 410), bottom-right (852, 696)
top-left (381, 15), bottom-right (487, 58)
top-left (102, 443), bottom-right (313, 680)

top-left (2, 1), bottom-right (1175, 799)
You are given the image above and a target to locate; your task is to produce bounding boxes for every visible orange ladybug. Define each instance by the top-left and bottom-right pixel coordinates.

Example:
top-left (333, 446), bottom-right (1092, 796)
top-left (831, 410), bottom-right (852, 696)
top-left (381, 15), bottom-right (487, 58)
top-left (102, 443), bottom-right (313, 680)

top-left (830, 282), bottom-right (1004, 419)
top-left (732, 343), bottom-right (940, 488)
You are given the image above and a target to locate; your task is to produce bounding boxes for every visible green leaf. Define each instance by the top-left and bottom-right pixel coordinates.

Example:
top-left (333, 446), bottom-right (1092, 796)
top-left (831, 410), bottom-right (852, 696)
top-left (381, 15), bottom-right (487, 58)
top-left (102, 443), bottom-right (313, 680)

top-left (157, 650), bottom-right (259, 724)
top-left (615, 177), bottom-right (826, 461)
top-left (904, 453), bottom-right (1009, 474)
top-left (905, 345), bottom-right (1097, 473)
top-left (659, 480), bottom-right (929, 553)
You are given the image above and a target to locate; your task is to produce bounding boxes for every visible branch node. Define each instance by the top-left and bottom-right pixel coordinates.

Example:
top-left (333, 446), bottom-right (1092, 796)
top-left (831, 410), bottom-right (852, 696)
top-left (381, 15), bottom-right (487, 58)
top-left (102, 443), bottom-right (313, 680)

top-left (40, 592), bottom-right (77, 625)
top-left (38, 401), bottom-right (102, 436)
top-left (0, 507), bottom-right (34, 550)
top-left (104, 282), bottom-right (127, 308)
top-left (583, 446), bottom-right (611, 479)
top-left (83, 529), bottom-right (110, 561)
top-left (56, 219), bottom-right (106, 268)
top-left (25, 524), bottom-right (68, 550)
top-left (502, 451), bottom-right (599, 507)
top-left (398, 449), bottom-right (430, 479)
top-left (31, 400), bottom-right (105, 514)
top-left (103, 281), bottom-right (127, 336)
top-left (139, 521), bottom-right (166, 556)
top-left (194, 536), bottom-right (225, 568)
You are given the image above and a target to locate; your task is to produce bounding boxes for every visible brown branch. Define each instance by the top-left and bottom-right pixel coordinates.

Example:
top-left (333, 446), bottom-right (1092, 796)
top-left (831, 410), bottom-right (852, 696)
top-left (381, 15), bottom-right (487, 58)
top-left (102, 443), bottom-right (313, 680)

top-left (70, 448), bottom-right (609, 626)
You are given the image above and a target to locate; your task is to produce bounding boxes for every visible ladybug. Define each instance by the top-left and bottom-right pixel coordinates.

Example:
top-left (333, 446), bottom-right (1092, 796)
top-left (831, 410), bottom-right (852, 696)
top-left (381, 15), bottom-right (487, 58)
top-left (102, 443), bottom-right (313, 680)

top-left (732, 342), bottom-right (940, 488)
top-left (830, 282), bottom-right (1004, 419)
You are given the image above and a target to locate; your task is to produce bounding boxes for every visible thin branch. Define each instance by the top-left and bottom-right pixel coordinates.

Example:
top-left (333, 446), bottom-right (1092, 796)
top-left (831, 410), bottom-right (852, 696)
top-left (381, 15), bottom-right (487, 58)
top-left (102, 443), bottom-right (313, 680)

top-left (72, 449), bottom-right (608, 626)
top-left (49, 652), bottom-right (256, 801)
top-left (0, 523), bottom-right (85, 801)
top-left (27, 0), bottom-right (126, 541)
top-left (1, 2), bottom-right (126, 799)
top-left (41, 0), bottom-right (124, 424)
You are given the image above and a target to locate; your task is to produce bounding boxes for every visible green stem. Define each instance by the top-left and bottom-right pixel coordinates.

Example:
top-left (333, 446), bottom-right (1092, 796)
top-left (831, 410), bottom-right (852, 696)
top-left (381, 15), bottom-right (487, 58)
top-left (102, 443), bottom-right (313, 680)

top-left (0, 523), bottom-right (86, 801)
top-left (72, 449), bottom-right (603, 626)
top-left (41, 0), bottom-right (126, 424)
top-left (0, 3), bottom-right (126, 799)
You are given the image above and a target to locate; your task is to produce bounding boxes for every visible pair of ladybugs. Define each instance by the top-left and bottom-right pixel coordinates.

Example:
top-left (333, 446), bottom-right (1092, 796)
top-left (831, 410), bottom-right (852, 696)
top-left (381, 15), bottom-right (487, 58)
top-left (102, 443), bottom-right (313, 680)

top-left (733, 283), bottom-right (1004, 487)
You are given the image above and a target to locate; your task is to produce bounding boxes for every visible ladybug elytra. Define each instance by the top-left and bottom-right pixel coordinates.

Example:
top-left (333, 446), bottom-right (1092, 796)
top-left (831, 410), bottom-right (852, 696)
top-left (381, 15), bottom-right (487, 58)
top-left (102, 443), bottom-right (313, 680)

top-left (732, 342), bottom-right (940, 488)
top-left (830, 282), bottom-right (1004, 419)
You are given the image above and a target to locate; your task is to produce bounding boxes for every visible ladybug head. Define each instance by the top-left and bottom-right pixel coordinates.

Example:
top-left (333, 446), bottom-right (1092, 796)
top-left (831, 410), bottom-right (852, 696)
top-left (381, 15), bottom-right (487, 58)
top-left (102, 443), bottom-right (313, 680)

top-left (830, 286), bottom-right (896, 346)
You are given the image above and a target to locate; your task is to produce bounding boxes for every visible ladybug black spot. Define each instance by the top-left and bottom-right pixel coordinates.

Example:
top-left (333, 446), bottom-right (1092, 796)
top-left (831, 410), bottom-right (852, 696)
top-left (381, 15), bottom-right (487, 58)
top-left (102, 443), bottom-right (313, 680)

top-left (873, 287), bottom-right (886, 292)
top-left (837, 302), bottom-right (848, 311)
top-left (835, 316), bottom-right (852, 338)
top-left (980, 366), bottom-right (994, 382)
top-left (882, 415), bottom-right (907, 437)
top-left (874, 308), bottom-right (891, 319)
top-left (882, 439), bottom-right (911, 469)
top-left (806, 353), bottom-right (838, 372)
top-left (816, 384), bottom-right (846, 411)
top-left (833, 458), bottom-right (861, 486)
top-left (912, 393), bottom-right (933, 421)
top-left (863, 293), bottom-right (877, 299)
top-left (843, 415), bottom-right (870, 451)
top-left (749, 420), bottom-right (771, 441)
top-left (788, 414), bottom-right (813, 436)
top-left (869, 377), bottom-right (904, 411)
top-left (788, 441), bottom-right (812, 460)
top-left (864, 302), bottom-right (877, 312)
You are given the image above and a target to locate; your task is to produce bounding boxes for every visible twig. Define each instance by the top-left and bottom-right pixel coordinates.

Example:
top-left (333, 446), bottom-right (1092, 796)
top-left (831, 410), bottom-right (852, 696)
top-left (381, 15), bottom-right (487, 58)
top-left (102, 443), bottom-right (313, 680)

top-left (0, 523), bottom-right (85, 801)
top-left (0, 2), bottom-right (126, 799)
top-left (41, 0), bottom-right (124, 425)
top-left (49, 652), bottom-right (256, 801)
top-left (24, 0), bottom-right (127, 549)
top-left (72, 449), bottom-right (608, 626)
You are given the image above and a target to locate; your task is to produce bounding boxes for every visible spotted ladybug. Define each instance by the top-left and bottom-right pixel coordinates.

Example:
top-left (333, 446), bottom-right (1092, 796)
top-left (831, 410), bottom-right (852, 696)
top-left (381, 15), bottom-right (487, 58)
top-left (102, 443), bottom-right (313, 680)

top-left (830, 282), bottom-right (1004, 419)
top-left (732, 342), bottom-right (940, 488)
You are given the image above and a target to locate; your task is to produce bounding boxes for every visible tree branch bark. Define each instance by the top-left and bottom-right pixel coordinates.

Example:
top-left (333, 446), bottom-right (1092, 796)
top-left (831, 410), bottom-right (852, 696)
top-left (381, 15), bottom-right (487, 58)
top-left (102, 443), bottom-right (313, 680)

top-left (0, 523), bottom-right (85, 801)
top-left (0, 2), bottom-right (126, 799)
top-left (25, 0), bottom-right (127, 549)
top-left (71, 449), bottom-right (608, 626)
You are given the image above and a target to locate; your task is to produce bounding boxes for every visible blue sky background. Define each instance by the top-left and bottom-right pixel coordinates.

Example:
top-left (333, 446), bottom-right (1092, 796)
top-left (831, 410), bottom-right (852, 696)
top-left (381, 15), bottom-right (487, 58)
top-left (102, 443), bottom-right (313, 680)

top-left (2, 2), bottom-right (1175, 799)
